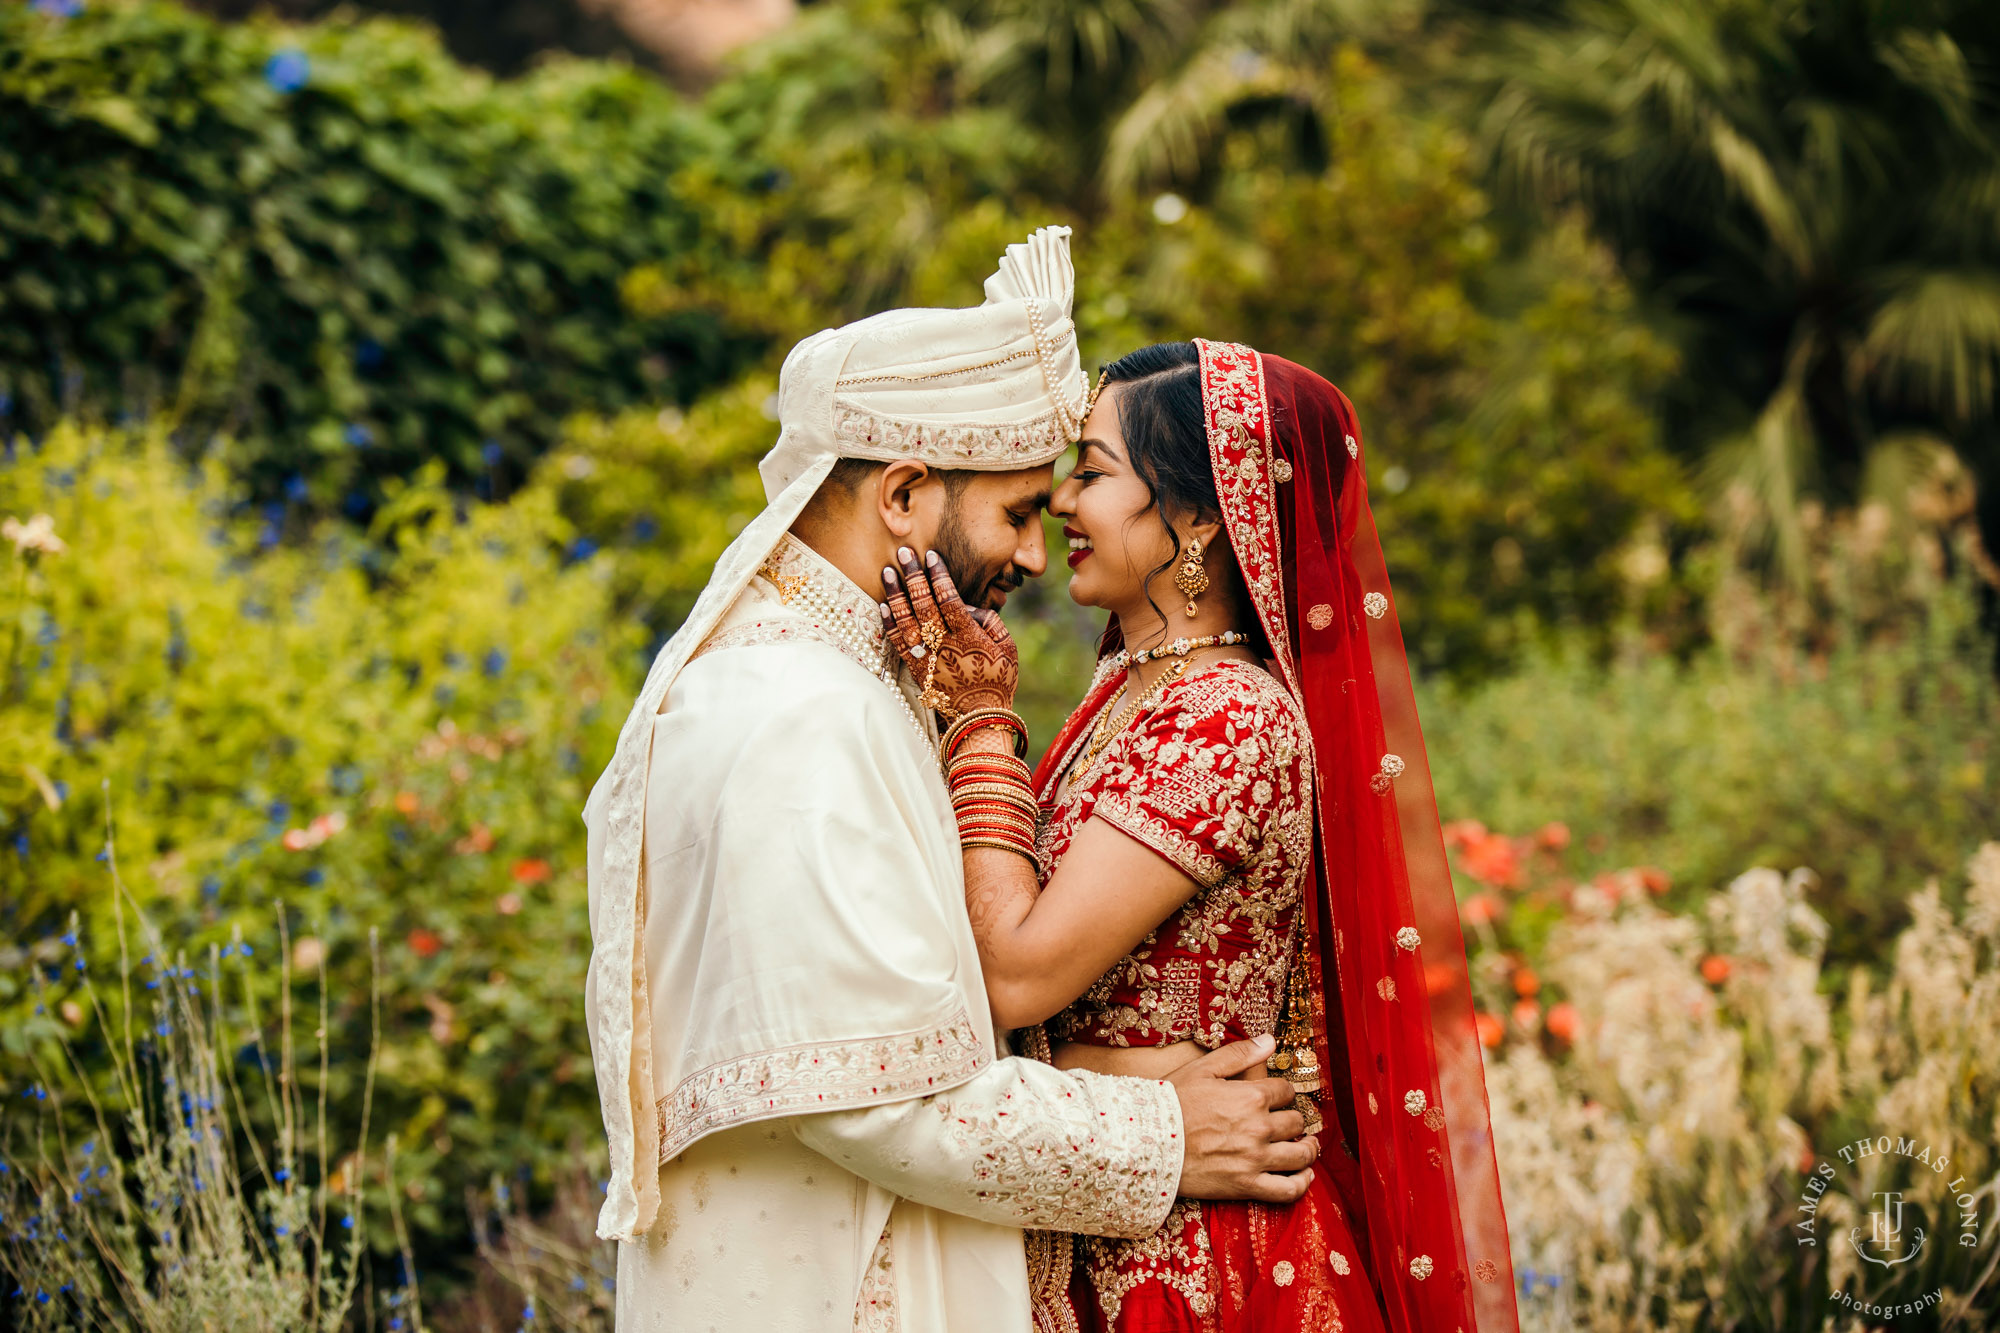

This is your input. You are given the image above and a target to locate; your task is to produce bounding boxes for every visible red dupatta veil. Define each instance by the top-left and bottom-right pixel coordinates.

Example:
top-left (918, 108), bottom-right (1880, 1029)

top-left (1033, 342), bottom-right (1520, 1331)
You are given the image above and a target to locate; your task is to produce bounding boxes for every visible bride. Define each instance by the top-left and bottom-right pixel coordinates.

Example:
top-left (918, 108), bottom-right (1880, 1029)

top-left (881, 340), bottom-right (1518, 1332)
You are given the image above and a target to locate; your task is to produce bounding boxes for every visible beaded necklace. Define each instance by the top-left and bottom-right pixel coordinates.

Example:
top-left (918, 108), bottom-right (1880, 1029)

top-left (755, 553), bottom-right (934, 753)
top-left (1112, 629), bottom-right (1251, 669)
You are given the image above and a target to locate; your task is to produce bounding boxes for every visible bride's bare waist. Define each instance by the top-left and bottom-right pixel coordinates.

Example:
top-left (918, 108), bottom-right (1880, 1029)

top-left (1049, 1040), bottom-right (1207, 1080)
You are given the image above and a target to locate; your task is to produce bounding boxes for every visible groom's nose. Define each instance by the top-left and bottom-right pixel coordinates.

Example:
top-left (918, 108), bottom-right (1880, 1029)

top-left (1013, 516), bottom-right (1048, 580)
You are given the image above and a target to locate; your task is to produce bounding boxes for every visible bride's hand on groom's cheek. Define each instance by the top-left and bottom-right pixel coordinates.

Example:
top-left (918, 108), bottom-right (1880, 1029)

top-left (1168, 1035), bottom-right (1319, 1206)
top-left (879, 547), bottom-right (1020, 718)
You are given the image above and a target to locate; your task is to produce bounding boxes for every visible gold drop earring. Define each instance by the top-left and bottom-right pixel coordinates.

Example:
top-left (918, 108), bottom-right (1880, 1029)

top-left (1173, 537), bottom-right (1209, 618)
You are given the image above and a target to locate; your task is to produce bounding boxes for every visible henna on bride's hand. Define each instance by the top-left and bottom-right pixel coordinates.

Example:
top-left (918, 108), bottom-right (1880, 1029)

top-left (880, 549), bottom-right (1019, 716)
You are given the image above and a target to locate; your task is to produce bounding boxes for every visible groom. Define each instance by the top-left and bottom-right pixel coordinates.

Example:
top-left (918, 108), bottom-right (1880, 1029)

top-left (583, 228), bottom-right (1314, 1332)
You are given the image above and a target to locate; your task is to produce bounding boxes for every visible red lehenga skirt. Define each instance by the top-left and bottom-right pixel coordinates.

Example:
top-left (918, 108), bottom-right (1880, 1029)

top-left (1061, 1158), bottom-right (1388, 1333)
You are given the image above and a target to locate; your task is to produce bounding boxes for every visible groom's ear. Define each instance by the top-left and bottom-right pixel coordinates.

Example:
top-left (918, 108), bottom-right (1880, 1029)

top-left (876, 460), bottom-right (940, 540)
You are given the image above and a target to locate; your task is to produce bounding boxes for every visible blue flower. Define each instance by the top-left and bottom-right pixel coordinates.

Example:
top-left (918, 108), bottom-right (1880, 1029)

top-left (264, 49), bottom-right (310, 94)
top-left (33, 0), bottom-right (83, 18)
top-left (341, 1215), bottom-right (354, 1229)
top-left (301, 869), bottom-right (324, 887)
top-left (355, 339), bottom-right (386, 371)
top-left (567, 536), bottom-right (599, 564)
top-left (275, 1168), bottom-right (291, 1183)
top-left (343, 423), bottom-right (374, 448)
top-left (482, 649), bottom-right (507, 677)
top-left (284, 475), bottom-right (310, 503)
top-left (482, 440), bottom-right (503, 467)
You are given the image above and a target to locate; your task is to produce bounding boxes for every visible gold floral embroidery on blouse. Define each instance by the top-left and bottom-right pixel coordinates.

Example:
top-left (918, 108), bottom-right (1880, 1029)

top-left (1040, 661), bottom-right (1314, 1051)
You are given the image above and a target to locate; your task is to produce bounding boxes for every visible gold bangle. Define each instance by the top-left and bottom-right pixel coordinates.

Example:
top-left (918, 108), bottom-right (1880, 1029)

top-left (961, 837), bottom-right (1038, 864)
top-left (960, 808), bottom-right (1040, 832)
top-left (951, 781), bottom-right (1035, 802)
top-left (956, 807), bottom-right (1037, 831)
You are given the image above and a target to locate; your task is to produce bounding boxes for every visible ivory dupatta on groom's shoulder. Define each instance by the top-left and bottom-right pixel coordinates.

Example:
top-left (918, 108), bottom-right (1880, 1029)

top-left (582, 227), bottom-right (1108, 1243)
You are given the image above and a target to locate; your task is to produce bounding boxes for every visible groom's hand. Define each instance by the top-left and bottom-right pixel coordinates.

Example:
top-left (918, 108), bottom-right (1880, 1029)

top-left (1168, 1035), bottom-right (1317, 1205)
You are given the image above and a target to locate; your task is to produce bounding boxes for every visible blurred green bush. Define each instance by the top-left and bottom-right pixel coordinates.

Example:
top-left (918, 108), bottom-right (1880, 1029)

top-left (0, 422), bottom-right (636, 1256)
top-left (0, 0), bottom-right (744, 509)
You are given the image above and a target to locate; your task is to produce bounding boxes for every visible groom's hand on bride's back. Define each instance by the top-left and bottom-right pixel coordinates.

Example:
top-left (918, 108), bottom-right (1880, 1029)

top-left (1168, 1034), bottom-right (1317, 1205)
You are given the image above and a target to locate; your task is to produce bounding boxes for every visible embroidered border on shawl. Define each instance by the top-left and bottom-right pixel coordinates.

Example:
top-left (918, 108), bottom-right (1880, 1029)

top-left (1193, 341), bottom-right (1300, 699)
top-left (833, 402), bottom-right (1072, 467)
top-left (656, 1010), bottom-right (987, 1163)
top-left (694, 619), bottom-right (857, 665)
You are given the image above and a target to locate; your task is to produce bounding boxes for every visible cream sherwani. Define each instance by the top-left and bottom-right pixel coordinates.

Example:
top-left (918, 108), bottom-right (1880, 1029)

top-left (596, 538), bottom-right (1182, 1332)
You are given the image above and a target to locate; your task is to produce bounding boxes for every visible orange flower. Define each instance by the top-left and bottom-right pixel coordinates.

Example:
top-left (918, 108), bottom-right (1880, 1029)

top-left (1639, 866), bottom-right (1671, 895)
top-left (1798, 1143), bottom-right (1818, 1175)
top-left (510, 857), bottom-right (552, 885)
top-left (1511, 966), bottom-right (1540, 997)
top-left (1473, 1011), bottom-right (1504, 1049)
top-left (281, 828), bottom-right (312, 852)
top-left (1442, 819), bottom-right (1488, 850)
top-left (496, 892), bottom-right (523, 916)
top-left (1534, 821), bottom-right (1571, 850)
top-left (1461, 893), bottom-right (1504, 926)
top-left (1700, 954), bottom-right (1731, 984)
top-left (453, 824), bottom-right (495, 855)
top-left (393, 790), bottom-right (421, 816)
top-left (1511, 998), bottom-right (1541, 1031)
top-left (1544, 1002), bottom-right (1579, 1043)
top-left (1461, 833), bottom-right (1522, 889)
top-left (407, 928), bottom-right (442, 958)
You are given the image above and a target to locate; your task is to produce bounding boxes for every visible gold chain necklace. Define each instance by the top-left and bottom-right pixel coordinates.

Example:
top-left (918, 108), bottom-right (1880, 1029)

top-left (1076, 656), bottom-right (1193, 774)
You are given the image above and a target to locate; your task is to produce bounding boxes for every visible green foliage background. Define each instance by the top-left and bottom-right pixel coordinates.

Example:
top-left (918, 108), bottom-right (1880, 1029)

top-left (0, 1), bottom-right (744, 509)
top-left (2, 0), bottom-right (1998, 1319)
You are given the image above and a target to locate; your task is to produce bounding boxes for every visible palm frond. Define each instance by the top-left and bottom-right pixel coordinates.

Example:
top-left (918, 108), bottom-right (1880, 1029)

top-left (1703, 115), bottom-right (1811, 275)
top-left (1101, 44), bottom-right (1318, 193)
top-left (1860, 270), bottom-right (2000, 423)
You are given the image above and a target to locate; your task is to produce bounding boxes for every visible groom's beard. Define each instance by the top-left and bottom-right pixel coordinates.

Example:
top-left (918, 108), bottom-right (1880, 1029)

top-left (934, 502), bottom-right (1026, 613)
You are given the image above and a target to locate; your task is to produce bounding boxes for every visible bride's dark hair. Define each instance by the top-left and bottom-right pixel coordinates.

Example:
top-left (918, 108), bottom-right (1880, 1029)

top-left (1099, 341), bottom-right (1260, 644)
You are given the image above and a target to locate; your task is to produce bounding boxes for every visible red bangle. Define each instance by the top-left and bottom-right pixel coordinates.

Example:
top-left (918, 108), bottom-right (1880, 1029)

top-left (943, 710), bottom-right (1029, 763)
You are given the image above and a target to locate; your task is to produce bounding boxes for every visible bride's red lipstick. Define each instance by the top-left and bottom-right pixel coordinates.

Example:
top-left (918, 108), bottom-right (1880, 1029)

top-left (1063, 525), bottom-right (1092, 569)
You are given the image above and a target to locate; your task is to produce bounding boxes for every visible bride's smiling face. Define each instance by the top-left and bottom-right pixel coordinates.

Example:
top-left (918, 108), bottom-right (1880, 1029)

top-left (1048, 384), bottom-right (1180, 615)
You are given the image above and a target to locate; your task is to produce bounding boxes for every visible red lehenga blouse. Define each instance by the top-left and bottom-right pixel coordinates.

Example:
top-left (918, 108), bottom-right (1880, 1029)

top-left (1020, 341), bottom-right (1520, 1333)
top-left (1033, 658), bottom-right (1388, 1333)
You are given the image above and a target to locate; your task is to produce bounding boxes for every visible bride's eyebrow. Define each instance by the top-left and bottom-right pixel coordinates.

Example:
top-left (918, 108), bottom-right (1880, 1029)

top-left (1075, 439), bottom-right (1122, 467)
